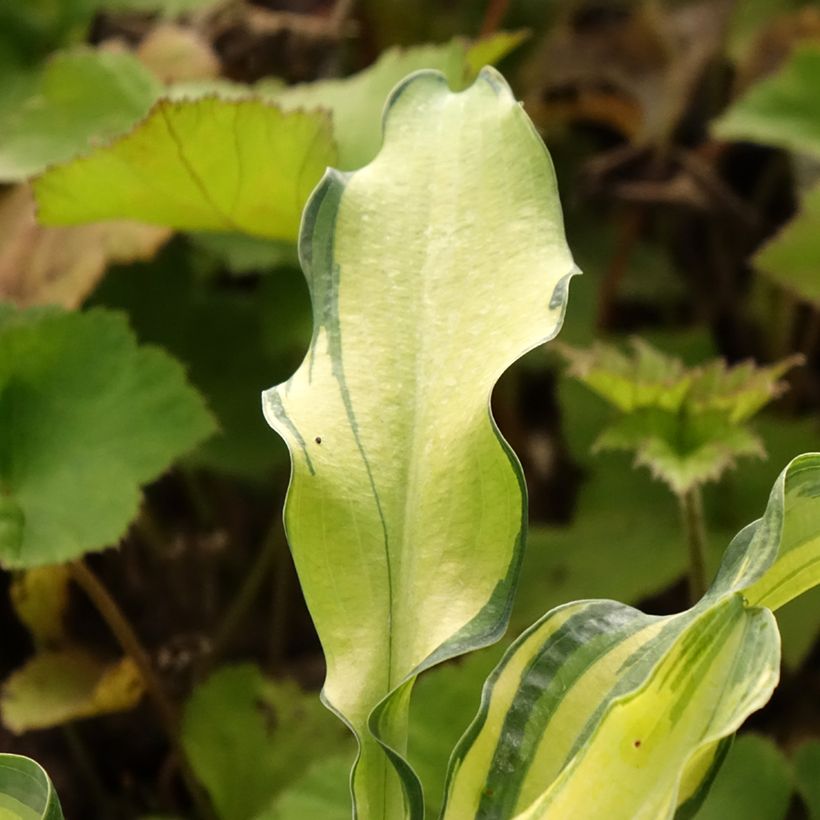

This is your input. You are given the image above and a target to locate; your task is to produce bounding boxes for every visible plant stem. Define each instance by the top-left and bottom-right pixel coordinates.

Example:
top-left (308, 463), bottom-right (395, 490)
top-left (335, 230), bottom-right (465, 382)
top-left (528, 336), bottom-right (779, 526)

top-left (679, 487), bottom-right (709, 604)
top-left (210, 518), bottom-right (282, 661)
top-left (68, 560), bottom-right (216, 820)
top-left (62, 725), bottom-right (110, 815)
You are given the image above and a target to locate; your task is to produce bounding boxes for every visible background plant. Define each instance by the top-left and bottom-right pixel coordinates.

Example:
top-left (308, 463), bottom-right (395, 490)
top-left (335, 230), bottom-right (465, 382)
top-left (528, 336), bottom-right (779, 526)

top-left (0, 1), bottom-right (818, 818)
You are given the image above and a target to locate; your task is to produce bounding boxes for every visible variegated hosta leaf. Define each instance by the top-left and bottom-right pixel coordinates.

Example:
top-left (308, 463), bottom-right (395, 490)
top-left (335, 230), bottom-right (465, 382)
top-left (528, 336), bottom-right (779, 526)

top-left (0, 754), bottom-right (64, 819)
top-left (559, 338), bottom-right (801, 495)
top-left (442, 452), bottom-right (820, 819)
top-left (263, 69), bottom-right (576, 819)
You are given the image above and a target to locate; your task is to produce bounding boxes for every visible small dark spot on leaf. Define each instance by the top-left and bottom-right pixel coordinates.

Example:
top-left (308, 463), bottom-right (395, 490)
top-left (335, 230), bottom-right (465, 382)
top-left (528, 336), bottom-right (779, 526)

top-left (633, 740), bottom-right (641, 748)
top-left (315, 436), bottom-right (322, 444)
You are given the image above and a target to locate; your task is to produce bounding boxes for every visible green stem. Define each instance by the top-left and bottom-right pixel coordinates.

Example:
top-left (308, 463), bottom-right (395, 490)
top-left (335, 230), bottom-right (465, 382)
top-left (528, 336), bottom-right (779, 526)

top-left (679, 486), bottom-right (709, 604)
top-left (68, 560), bottom-right (217, 820)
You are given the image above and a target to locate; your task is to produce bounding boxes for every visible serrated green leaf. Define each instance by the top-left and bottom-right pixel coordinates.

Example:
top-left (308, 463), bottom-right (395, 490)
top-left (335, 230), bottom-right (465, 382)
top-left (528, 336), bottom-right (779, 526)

top-left (794, 740), bottom-right (820, 820)
top-left (713, 43), bottom-right (820, 159)
top-left (263, 68), bottom-right (576, 819)
top-left (274, 32), bottom-right (526, 170)
top-left (0, 754), bottom-right (63, 820)
top-left (35, 98), bottom-right (336, 242)
top-left (441, 453), bottom-right (820, 819)
top-left (0, 306), bottom-right (216, 567)
top-left (755, 182), bottom-right (820, 307)
top-left (91, 245), bottom-right (307, 478)
top-left (692, 734), bottom-right (792, 820)
top-left (182, 664), bottom-right (351, 820)
top-left (560, 339), bottom-right (800, 495)
top-left (0, 650), bottom-right (143, 733)
top-left (0, 48), bottom-right (159, 181)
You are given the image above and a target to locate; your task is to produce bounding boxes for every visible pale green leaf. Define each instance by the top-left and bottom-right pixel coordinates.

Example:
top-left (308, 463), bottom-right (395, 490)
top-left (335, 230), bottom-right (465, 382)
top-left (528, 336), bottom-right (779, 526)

top-left (441, 453), bottom-right (820, 819)
top-left (0, 306), bottom-right (216, 567)
top-left (755, 182), bottom-right (820, 307)
top-left (0, 650), bottom-right (143, 733)
top-left (263, 68), bottom-right (576, 819)
top-left (713, 43), bottom-right (820, 159)
top-left (274, 33), bottom-right (526, 170)
top-left (794, 741), bottom-right (820, 820)
top-left (0, 755), bottom-right (63, 820)
top-left (691, 734), bottom-right (792, 820)
top-left (181, 664), bottom-right (351, 820)
top-left (34, 98), bottom-right (336, 242)
top-left (0, 48), bottom-right (159, 181)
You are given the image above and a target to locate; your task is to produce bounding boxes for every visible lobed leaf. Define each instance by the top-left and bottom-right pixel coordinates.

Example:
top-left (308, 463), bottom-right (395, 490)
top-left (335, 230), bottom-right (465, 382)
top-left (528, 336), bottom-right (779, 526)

top-left (441, 453), bottom-right (820, 819)
top-left (0, 306), bottom-right (216, 567)
top-left (34, 98), bottom-right (336, 242)
top-left (559, 339), bottom-right (800, 495)
top-left (0, 755), bottom-right (63, 820)
top-left (263, 68), bottom-right (576, 818)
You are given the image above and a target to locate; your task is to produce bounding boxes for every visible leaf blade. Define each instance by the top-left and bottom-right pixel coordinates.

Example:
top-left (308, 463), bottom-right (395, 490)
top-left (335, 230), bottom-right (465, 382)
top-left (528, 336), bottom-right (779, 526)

top-left (263, 67), bottom-right (576, 818)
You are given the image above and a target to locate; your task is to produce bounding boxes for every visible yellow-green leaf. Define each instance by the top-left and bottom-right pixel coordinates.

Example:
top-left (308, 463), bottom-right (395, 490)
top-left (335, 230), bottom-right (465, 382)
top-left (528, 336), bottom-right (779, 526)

top-left (34, 98), bottom-right (336, 242)
top-left (441, 453), bottom-right (820, 819)
top-left (1, 650), bottom-right (143, 733)
top-left (9, 565), bottom-right (71, 647)
top-left (263, 68), bottom-right (576, 819)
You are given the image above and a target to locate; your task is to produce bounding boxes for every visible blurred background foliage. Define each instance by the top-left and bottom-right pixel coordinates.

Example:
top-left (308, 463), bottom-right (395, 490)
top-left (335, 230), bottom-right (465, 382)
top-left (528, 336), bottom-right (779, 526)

top-left (0, 0), bottom-right (819, 817)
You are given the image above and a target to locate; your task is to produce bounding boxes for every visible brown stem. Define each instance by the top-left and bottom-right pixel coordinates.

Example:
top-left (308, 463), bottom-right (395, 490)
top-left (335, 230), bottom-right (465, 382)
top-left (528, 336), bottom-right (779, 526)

top-left (480, 0), bottom-right (511, 35)
top-left (68, 560), bottom-right (216, 820)
top-left (678, 487), bottom-right (709, 605)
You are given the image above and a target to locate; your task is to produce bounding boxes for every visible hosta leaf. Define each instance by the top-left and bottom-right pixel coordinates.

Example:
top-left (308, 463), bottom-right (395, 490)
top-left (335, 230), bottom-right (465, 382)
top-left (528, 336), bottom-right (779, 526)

top-left (559, 339), bottom-right (800, 495)
top-left (263, 68), bottom-right (576, 819)
top-left (0, 48), bottom-right (159, 181)
top-left (181, 664), bottom-right (351, 820)
top-left (273, 32), bottom-right (526, 170)
top-left (713, 43), bottom-right (820, 159)
top-left (0, 650), bottom-right (143, 733)
top-left (34, 98), bottom-right (336, 242)
top-left (0, 754), bottom-right (63, 819)
top-left (0, 306), bottom-right (215, 567)
top-left (442, 453), bottom-right (820, 819)
top-left (754, 182), bottom-right (820, 307)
